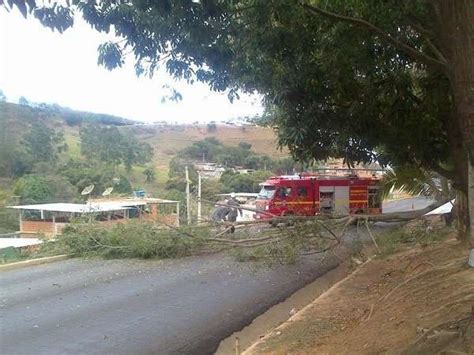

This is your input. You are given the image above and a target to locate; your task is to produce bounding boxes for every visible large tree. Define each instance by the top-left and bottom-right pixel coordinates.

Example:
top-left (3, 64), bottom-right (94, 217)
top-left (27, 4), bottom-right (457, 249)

top-left (24, 121), bottom-right (67, 163)
top-left (79, 123), bottom-right (153, 169)
top-left (4, 1), bottom-right (473, 244)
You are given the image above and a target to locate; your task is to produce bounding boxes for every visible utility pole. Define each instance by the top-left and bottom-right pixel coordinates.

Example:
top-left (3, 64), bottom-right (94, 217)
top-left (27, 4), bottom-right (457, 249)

top-left (197, 171), bottom-right (202, 224)
top-left (185, 166), bottom-right (191, 225)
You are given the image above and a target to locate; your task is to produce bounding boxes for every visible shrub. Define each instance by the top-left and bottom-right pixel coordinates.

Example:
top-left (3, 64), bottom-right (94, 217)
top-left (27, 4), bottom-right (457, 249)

top-left (14, 174), bottom-right (77, 203)
top-left (376, 222), bottom-right (451, 256)
top-left (14, 175), bottom-right (54, 203)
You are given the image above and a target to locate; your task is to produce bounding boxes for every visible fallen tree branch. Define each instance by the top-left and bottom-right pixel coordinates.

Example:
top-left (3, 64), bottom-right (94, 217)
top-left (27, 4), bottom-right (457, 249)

top-left (356, 197), bottom-right (453, 222)
top-left (229, 236), bottom-right (292, 248)
top-left (365, 218), bottom-right (381, 254)
top-left (203, 197), bottom-right (451, 227)
top-left (200, 198), bottom-right (277, 218)
top-left (300, 243), bottom-right (338, 255)
top-left (207, 234), bottom-right (278, 244)
top-left (212, 226), bottom-right (234, 238)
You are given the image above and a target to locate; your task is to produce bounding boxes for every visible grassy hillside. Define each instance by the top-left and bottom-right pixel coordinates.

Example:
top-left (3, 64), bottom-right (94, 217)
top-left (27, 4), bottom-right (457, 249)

top-left (123, 124), bottom-right (287, 171)
top-left (1, 101), bottom-right (286, 167)
top-left (0, 101), bottom-right (287, 190)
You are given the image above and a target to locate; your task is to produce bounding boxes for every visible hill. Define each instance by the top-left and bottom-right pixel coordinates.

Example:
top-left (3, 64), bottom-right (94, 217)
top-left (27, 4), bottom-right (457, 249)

top-left (124, 124), bottom-right (287, 171)
top-left (0, 101), bottom-right (287, 174)
top-left (0, 100), bottom-right (288, 231)
top-left (0, 101), bottom-right (287, 187)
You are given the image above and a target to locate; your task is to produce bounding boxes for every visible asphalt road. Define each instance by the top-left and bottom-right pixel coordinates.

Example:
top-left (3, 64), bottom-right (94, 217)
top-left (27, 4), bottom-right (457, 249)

top-left (382, 196), bottom-right (434, 213)
top-left (0, 197), bottom-right (432, 355)
top-left (1, 253), bottom-right (345, 355)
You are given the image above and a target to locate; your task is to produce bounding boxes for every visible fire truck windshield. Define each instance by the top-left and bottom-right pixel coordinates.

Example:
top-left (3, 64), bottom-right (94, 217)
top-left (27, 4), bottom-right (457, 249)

top-left (257, 185), bottom-right (276, 199)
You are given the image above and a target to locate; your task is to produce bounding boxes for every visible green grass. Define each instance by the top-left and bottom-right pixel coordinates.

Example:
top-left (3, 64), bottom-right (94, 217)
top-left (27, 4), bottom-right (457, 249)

top-left (376, 222), bottom-right (452, 257)
top-left (63, 130), bottom-right (81, 159)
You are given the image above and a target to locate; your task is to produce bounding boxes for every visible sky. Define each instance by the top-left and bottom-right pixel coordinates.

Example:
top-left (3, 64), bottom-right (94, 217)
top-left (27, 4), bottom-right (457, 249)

top-left (0, 8), bottom-right (263, 123)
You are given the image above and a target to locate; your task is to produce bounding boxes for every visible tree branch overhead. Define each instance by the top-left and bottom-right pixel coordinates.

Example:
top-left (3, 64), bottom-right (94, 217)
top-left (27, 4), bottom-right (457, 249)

top-left (300, 2), bottom-right (447, 69)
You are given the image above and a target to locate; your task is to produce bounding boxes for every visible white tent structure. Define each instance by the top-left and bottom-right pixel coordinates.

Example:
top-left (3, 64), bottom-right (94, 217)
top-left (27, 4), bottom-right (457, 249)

top-left (424, 199), bottom-right (455, 216)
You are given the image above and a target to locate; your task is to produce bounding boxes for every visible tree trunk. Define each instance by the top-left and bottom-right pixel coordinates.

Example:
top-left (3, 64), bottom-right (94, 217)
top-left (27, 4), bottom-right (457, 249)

top-left (468, 155), bottom-right (474, 247)
top-left (456, 189), bottom-right (469, 239)
top-left (438, 0), bottom-right (474, 249)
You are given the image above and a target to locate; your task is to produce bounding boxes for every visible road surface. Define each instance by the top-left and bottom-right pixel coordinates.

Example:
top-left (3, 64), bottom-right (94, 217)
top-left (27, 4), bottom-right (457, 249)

top-left (0, 198), bottom-right (432, 355)
top-left (382, 196), bottom-right (434, 213)
top-left (1, 254), bottom-right (342, 355)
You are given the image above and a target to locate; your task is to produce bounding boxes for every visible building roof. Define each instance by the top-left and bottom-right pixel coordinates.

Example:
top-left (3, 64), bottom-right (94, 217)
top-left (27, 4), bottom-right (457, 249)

top-left (7, 198), bottom-right (180, 214)
top-left (217, 192), bottom-right (259, 198)
top-left (8, 202), bottom-right (135, 213)
top-left (0, 238), bottom-right (43, 249)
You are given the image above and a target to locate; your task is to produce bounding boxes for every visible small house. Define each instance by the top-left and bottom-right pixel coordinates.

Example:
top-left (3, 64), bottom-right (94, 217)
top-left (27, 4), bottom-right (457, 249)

top-left (8, 198), bottom-right (180, 238)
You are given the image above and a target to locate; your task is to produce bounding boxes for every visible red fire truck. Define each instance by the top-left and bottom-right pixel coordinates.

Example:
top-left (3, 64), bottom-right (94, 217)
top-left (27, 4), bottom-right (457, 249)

top-left (254, 171), bottom-right (382, 220)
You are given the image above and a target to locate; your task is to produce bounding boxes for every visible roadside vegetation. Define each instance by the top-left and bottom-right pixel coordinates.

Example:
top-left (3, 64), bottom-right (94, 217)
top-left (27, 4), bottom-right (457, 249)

top-left (33, 214), bottom-right (337, 263)
top-left (29, 210), bottom-right (453, 267)
top-left (375, 220), bottom-right (453, 257)
top-left (250, 238), bottom-right (473, 354)
top-left (47, 221), bottom-right (207, 259)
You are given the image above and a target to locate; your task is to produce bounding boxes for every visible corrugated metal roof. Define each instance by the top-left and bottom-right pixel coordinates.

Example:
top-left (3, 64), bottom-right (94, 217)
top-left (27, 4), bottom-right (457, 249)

top-left (7, 199), bottom-right (179, 213)
top-left (0, 238), bottom-right (43, 249)
top-left (8, 202), bottom-right (136, 213)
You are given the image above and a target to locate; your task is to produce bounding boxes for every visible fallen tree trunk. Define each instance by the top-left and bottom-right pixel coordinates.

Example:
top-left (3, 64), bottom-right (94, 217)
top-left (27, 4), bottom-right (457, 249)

top-left (356, 197), bottom-right (453, 222)
top-left (202, 197), bottom-right (452, 227)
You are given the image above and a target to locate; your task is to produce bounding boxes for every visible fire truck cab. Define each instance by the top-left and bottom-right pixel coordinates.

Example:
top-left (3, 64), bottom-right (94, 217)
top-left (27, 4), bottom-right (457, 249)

top-left (254, 172), bottom-right (382, 219)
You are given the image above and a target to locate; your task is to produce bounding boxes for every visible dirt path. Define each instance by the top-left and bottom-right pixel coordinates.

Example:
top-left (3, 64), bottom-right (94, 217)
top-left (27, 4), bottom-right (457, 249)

top-left (245, 239), bottom-right (474, 354)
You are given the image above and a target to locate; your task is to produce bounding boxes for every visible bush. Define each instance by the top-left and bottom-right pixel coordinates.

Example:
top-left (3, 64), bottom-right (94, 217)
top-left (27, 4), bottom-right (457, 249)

top-left (0, 209), bottom-right (19, 233)
top-left (220, 170), bottom-right (272, 192)
top-left (60, 161), bottom-right (133, 196)
top-left (14, 174), bottom-right (77, 203)
top-left (14, 175), bottom-right (54, 203)
top-left (376, 222), bottom-right (451, 256)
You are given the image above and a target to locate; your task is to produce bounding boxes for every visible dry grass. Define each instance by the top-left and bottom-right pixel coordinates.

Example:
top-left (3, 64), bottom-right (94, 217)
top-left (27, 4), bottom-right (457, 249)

top-left (248, 237), bottom-right (474, 355)
top-left (123, 124), bottom-right (288, 170)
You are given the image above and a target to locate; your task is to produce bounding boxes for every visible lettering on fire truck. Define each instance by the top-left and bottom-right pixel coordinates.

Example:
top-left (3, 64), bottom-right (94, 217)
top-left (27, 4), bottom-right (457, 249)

top-left (254, 173), bottom-right (382, 219)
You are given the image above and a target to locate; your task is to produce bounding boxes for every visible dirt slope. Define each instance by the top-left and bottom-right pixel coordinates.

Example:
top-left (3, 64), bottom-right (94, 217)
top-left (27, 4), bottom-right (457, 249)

top-left (124, 124), bottom-right (287, 170)
top-left (246, 238), bottom-right (474, 354)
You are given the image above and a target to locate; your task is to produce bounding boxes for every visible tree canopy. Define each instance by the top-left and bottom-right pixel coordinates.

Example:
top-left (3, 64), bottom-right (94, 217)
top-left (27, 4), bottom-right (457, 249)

top-left (80, 124), bottom-right (153, 169)
top-left (24, 121), bottom-right (67, 163)
top-left (4, 0), bottom-right (473, 241)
